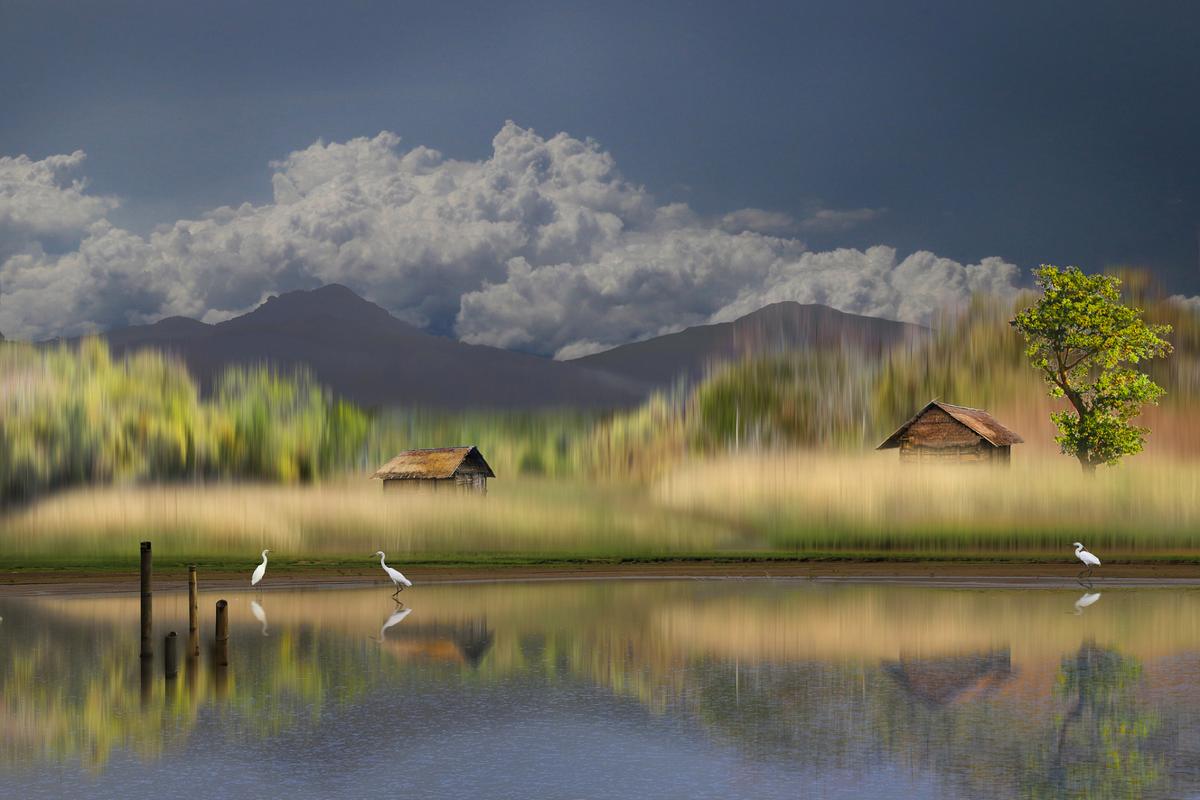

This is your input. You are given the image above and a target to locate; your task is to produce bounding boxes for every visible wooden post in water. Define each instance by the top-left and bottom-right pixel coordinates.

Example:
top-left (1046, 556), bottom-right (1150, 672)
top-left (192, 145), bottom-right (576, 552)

top-left (164, 631), bottom-right (178, 679)
top-left (139, 541), bottom-right (153, 659)
top-left (187, 566), bottom-right (199, 658)
top-left (214, 599), bottom-right (229, 667)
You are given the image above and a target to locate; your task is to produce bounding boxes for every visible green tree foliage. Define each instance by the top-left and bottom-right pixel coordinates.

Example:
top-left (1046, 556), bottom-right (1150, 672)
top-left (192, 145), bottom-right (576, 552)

top-left (0, 340), bottom-right (368, 504)
top-left (1012, 266), bottom-right (1173, 472)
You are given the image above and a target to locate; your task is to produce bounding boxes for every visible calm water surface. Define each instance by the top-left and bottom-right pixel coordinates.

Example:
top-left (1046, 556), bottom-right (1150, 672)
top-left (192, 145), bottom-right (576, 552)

top-left (1, 579), bottom-right (1199, 799)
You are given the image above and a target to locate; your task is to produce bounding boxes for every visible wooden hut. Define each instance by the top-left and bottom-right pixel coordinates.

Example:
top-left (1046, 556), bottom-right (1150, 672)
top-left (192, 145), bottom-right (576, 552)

top-left (372, 446), bottom-right (495, 494)
top-left (877, 400), bottom-right (1023, 464)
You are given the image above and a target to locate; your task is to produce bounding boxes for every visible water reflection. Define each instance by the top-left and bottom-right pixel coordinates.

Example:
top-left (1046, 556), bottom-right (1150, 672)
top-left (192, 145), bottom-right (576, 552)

top-left (249, 600), bottom-right (269, 636)
top-left (1, 582), bottom-right (1198, 799)
top-left (1074, 591), bottom-right (1102, 614)
top-left (883, 650), bottom-right (1013, 707)
top-left (375, 605), bottom-right (412, 642)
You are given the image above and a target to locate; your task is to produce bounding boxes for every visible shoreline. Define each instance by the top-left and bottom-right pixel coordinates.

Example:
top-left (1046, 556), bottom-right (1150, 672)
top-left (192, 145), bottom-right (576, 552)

top-left (4, 560), bottom-right (1200, 596)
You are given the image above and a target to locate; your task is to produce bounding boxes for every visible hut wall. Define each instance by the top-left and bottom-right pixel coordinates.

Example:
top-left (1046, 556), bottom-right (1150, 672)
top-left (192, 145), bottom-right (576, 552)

top-left (453, 472), bottom-right (488, 494)
top-left (899, 441), bottom-right (1010, 464)
top-left (382, 478), bottom-right (454, 492)
top-left (383, 475), bottom-right (487, 494)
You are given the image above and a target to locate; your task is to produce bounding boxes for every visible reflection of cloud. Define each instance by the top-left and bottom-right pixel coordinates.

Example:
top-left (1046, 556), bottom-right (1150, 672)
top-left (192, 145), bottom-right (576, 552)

top-left (1, 124), bottom-right (1020, 354)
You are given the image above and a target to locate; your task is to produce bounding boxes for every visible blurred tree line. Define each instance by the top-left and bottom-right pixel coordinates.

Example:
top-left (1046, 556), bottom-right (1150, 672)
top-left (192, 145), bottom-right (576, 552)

top-left (2, 270), bottom-right (1196, 500)
top-left (587, 277), bottom-right (1200, 478)
top-left (0, 339), bottom-right (367, 505)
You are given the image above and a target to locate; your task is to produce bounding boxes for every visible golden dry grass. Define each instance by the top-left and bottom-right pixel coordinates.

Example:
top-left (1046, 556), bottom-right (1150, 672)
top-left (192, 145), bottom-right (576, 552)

top-left (656, 451), bottom-right (1200, 556)
top-left (3, 450), bottom-right (1200, 565)
top-left (0, 476), bottom-right (729, 564)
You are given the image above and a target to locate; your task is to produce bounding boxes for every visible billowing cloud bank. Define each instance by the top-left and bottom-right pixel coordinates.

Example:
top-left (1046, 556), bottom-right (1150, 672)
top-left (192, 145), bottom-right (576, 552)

top-left (0, 123), bottom-right (1023, 356)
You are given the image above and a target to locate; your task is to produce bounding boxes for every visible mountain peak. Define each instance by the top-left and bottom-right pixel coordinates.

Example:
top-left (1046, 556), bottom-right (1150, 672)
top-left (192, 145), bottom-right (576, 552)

top-left (231, 284), bottom-right (399, 328)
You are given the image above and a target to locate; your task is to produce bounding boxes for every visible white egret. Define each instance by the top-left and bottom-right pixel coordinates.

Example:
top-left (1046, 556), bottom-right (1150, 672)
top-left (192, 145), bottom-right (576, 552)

top-left (250, 600), bottom-right (269, 636)
top-left (1073, 592), bottom-right (1102, 615)
top-left (251, 549), bottom-right (270, 587)
top-left (1073, 542), bottom-right (1100, 577)
top-left (374, 551), bottom-right (413, 595)
top-left (375, 606), bottom-right (412, 642)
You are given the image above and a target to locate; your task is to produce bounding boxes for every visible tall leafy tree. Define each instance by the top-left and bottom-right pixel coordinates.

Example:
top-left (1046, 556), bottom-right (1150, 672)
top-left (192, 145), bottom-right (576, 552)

top-left (1012, 266), bottom-right (1172, 472)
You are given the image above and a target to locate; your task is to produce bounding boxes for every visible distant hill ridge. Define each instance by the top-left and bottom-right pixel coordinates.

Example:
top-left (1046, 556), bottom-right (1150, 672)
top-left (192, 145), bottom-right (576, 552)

top-left (568, 301), bottom-right (927, 386)
top-left (85, 285), bottom-right (925, 409)
top-left (94, 285), bottom-right (645, 410)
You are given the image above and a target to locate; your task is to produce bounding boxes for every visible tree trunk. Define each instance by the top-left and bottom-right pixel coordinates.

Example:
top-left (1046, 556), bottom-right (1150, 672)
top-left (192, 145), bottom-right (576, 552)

top-left (1077, 453), bottom-right (1097, 474)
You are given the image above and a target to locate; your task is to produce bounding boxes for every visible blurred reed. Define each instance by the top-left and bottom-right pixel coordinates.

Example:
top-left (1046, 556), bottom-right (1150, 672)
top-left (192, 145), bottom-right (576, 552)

top-left (657, 451), bottom-right (1200, 557)
top-left (0, 477), bottom-right (730, 564)
top-left (4, 451), bottom-right (1200, 564)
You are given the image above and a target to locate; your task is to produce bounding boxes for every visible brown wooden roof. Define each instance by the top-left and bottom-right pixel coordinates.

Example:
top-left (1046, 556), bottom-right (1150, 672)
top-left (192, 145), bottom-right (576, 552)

top-left (877, 400), bottom-right (1024, 449)
top-left (371, 446), bottom-right (496, 480)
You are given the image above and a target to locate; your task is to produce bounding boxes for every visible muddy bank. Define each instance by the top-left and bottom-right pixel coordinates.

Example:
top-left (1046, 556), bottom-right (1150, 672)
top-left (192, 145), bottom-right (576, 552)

top-left (3, 560), bottom-right (1200, 596)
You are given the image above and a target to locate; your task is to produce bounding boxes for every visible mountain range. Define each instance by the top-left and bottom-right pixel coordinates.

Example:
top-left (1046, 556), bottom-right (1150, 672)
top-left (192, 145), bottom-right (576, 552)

top-left (85, 285), bottom-right (926, 409)
top-left (570, 301), bottom-right (926, 385)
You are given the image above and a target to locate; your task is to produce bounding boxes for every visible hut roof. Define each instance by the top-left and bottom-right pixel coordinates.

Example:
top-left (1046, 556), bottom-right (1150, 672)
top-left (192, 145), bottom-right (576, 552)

top-left (876, 400), bottom-right (1024, 449)
top-left (371, 446), bottom-right (496, 480)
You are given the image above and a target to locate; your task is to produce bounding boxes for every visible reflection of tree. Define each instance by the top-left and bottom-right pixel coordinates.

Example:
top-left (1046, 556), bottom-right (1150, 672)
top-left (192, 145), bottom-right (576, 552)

top-left (0, 608), bottom-right (373, 771)
top-left (1023, 641), bottom-right (1166, 800)
top-left (0, 582), bottom-right (1192, 799)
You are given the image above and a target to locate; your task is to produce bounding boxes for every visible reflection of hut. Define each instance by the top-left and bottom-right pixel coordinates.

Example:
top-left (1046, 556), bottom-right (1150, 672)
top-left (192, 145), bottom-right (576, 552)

top-left (877, 400), bottom-right (1023, 465)
top-left (883, 650), bottom-right (1013, 707)
top-left (381, 618), bottom-right (494, 668)
top-left (372, 446), bottom-right (495, 494)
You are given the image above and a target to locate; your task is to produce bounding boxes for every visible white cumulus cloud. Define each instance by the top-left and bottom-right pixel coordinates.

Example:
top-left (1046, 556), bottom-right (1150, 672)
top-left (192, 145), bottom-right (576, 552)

top-left (0, 123), bottom-right (1022, 352)
top-left (1170, 294), bottom-right (1200, 314)
top-left (798, 206), bottom-right (886, 233)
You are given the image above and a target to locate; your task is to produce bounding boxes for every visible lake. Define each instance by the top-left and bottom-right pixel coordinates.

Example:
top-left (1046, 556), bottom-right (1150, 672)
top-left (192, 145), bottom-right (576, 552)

top-left (1, 578), bottom-right (1199, 799)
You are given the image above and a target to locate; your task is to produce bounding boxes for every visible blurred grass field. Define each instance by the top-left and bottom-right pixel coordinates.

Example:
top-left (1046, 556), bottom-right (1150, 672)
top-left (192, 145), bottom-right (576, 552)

top-left (4, 451), bottom-right (1199, 568)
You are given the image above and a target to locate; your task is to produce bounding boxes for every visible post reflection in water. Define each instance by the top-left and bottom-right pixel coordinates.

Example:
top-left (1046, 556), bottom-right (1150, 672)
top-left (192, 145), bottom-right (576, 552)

top-left (1, 582), bottom-right (1198, 799)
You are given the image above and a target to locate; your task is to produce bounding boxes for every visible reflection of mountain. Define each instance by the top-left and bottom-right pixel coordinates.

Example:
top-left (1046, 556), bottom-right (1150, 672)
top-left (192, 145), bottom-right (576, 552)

top-left (883, 650), bottom-right (1013, 708)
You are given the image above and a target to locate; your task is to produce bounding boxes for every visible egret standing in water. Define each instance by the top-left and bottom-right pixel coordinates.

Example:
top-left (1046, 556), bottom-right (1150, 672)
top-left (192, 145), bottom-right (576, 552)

top-left (251, 549), bottom-right (270, 588)
top-left (374, 551), bottom-right (412, 596)
top-left (1073, 542), bottom-right (1100, 578)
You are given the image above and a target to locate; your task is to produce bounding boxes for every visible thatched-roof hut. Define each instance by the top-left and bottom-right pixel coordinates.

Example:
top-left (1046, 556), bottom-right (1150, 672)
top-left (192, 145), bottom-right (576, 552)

top-left (372, 446), bottom-right (495, 494)
top-left (877, 400), bottom-right (1023, 464)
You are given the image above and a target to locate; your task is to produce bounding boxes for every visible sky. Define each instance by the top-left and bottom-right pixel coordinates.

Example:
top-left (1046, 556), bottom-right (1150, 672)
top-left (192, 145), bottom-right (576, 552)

top-left (1, 0), bottom-right (1198, 354)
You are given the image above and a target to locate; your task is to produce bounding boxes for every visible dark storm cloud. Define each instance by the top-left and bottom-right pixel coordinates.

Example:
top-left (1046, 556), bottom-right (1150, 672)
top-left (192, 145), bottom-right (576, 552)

top-left (1, 0), bottom-right (1198, 344)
